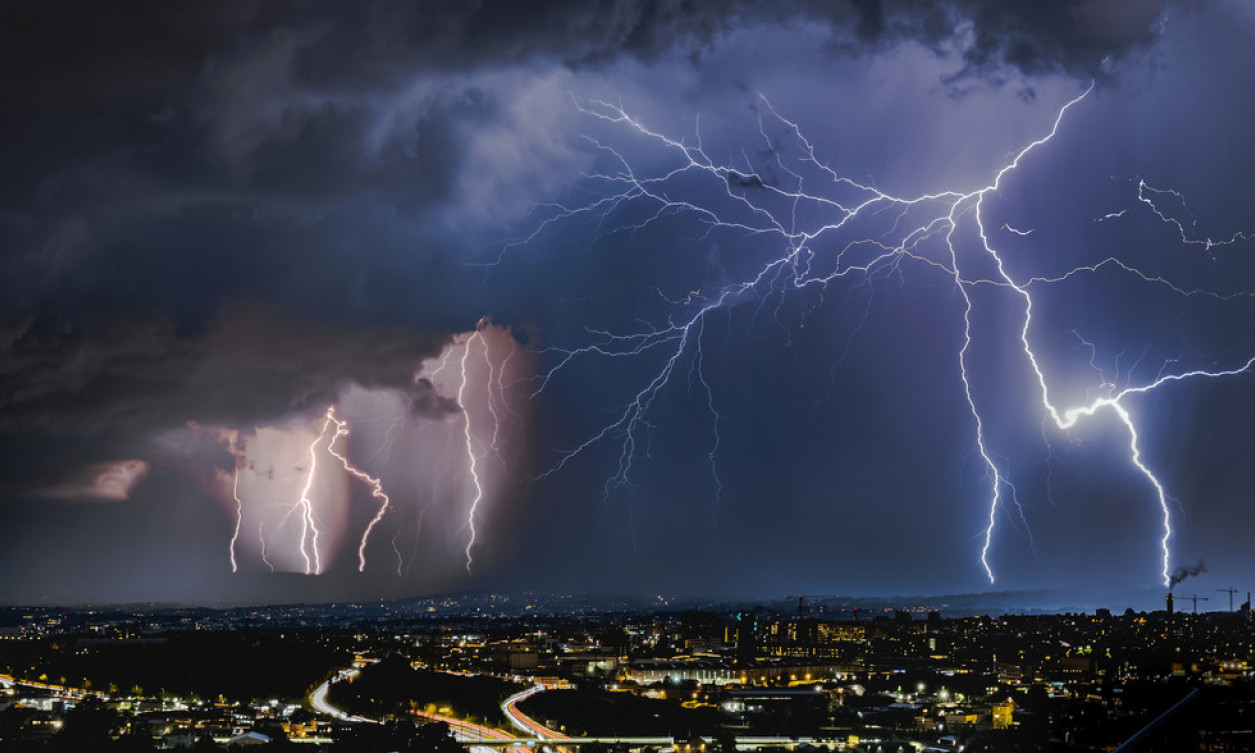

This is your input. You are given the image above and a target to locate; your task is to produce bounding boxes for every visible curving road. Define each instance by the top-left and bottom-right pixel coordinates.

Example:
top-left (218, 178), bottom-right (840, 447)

top-left (309, 669), bottom-right (377, 723)
top-left (308, 669), bottom-right (529, 753)
top-left (501, 685), bottom-right (567, 740)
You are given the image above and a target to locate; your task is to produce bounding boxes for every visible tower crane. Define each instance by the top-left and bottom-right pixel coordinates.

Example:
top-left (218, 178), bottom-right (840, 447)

top-left (1217, 587), bottom-right (1238, 611)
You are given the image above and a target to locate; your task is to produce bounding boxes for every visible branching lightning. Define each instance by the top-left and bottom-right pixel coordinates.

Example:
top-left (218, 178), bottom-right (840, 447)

top-left (459, 328), bottom-right (487, 574)
top-left (1136, 179), bottom-right (1253, 254)
top-left (324, 406), bottom-right (395, 573)
top-left (294, 411), bottom-right (336, 575)
top-left (228, 465), bottom-right (243, 574)
top-left (518, 85), bottom-right (1255, 586)
top-left (219, 322), bottom-right (526, 578)
top-left (224, 406), bottom-right (394, 575)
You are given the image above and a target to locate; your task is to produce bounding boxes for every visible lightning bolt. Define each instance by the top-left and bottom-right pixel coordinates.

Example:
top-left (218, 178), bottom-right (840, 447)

top-left (460, 329), bottom-right (487, 574)
top-left (446, 318), bottom-right (522, 574)
top-left (1136, 179), bottom-right (1253, 254)
top-left (223, 397), bottom-right (420, 575)
top-left (258, 518), bottom-right (274, 573)
top-left (688, 315), bottom-right (724, 528)
top-left (390, 515), bottom-right (406, 577)
top-left (294, 411), bottom-right (338, 575)
top-left (228, 465), bottom-right (243, 573)
top-left (482, 329), bottom-right (505, 455)
top-left (1046, 357), bottom-right (1255, 584)
top-left (323, 406), bottom-right (395, 573)
top-left (368, 414), bottom-right (407, 463)
top-left (515, 84), bottom-right (1255, 587)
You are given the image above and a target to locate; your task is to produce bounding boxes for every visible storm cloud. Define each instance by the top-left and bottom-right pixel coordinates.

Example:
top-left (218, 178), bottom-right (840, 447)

top-left (0, 305), bottom-right (452, 436)
top-left (1, 0), bottom-right (1252, 606)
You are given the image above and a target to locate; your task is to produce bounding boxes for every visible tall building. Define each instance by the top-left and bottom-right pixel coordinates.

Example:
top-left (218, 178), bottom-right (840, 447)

top-left (734, 611), bottom-right (758, 666)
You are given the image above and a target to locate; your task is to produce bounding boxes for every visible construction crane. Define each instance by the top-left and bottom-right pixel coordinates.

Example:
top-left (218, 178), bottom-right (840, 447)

top-left (1217, 587), bottom-right (1238, 611)
top-left (1190, 594), bottom-right (1209, 614)
top-left (785, 594), bottom-right (839, 615)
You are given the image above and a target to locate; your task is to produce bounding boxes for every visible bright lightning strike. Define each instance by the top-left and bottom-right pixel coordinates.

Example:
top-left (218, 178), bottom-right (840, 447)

top-left (217, 322), bottom-right (528, 579)
top-left (228, 464), bottom-right (243, 574)
top-left (517, 84), bottom-right (1255, 587)
top-left (324, 405), bottom-right (395, 573)
top-left (295, 411), bottom-right (336, 575)
top-left (459, 328), bottom-right (487, 574)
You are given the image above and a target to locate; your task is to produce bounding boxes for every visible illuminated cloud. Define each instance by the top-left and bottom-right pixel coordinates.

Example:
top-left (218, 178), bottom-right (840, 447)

top-left (0, 0), bottom-right (1251, 606)
top-left (209, 321), bottom-right (531, 580)
top-left (40, 459), bottom-right (150, 501)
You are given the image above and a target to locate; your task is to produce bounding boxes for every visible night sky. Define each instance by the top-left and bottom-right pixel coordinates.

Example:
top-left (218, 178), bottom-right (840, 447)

top-left (2, 0), bottom-right (1253, 609)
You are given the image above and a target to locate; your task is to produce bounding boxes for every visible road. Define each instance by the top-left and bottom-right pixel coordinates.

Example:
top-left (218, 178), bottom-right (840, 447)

top-left (501, 685), bottom-right (567, 741)
top-left (310, 670), bottom-right (854, 750)
top-left (309, 669), bottom-right (377, 723)
top-left (308, 669), bottom-right (528, 753)
top-left (501, 685), bottom-right (571, 752)
top-left (436, 737), bottom-right (842, 747)
top-left (0, 672), bottom-right (104, 700)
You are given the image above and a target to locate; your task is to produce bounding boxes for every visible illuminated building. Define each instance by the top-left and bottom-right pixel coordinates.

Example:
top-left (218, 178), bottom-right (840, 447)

top-left (992, 698), bottom-right (1015, 730)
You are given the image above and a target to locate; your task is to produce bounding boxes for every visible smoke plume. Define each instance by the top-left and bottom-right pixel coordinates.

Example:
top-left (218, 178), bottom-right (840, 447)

top-left (1168, 559), bottom-right (1206, 589)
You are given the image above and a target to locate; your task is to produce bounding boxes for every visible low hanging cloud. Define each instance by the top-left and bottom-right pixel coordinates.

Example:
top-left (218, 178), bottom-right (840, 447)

top-left (0, 304), bottom-right (456, 438)
top-left (408, 377), bottom-right (463, 420)
top-left (37, 459), bottom-right (150, 501)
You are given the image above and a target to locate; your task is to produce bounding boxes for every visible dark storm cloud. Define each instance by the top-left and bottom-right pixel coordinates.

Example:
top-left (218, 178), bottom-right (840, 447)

top-left (236, 0), bottom-right (1176, 83)
top-left (0, 0), bottom-right (1173, 146)
top-left (943, 0), bottom-right (1173, 80)
top-left (0, 1), bottom-right (1174, 227)
top-left (0, 0), bottom-right (1216, 605)
top-left (0, 0), bottom-right (1178, 316)
top-left (0, 306), bottom-right (452, 437)
top-left (409, 378), bottom-right (462, 420)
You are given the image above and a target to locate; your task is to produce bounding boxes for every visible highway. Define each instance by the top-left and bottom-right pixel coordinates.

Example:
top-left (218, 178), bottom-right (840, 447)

top-left (501, 685), bottom-right (572, 752)
top-left (437, 737), bottom-right (841, 747)
top-left (496, 685), bottom-right (854, 750)
top-left (309, 670), bottom-right (853, 750)
top-left (309, 669), bottom-right (377, 723)
top-left (0, 672), bottom-right (105, 700)
top-left (501, 685), bottom-right (567, 740)
top-left (308, 670), bottom-right (529, 753)
top-left (5, 666), bottom-right (852, 750)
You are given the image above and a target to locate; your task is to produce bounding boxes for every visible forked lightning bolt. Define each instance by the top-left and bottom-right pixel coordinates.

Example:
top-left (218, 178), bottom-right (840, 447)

top-left (452, 320), bottom-right (513, 574)
top-left (228, 464), bottom-right (243, 573)
top-left (459, 330), bottom-right (487, 574)
top-left (1136, 179), bottom-right (1253, 254)
top-left (324, 405), bottom-right (394, 573)
top-left (518, 84), bottom-right (1255, 586)
top-left (229, 406), bottom-right (400, 574)
top-left (294, 411), bottom-right (336, 575)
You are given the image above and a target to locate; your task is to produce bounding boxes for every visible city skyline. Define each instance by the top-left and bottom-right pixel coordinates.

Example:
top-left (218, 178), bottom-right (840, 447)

top-left (1, 1), bottom-right (1253, 607)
